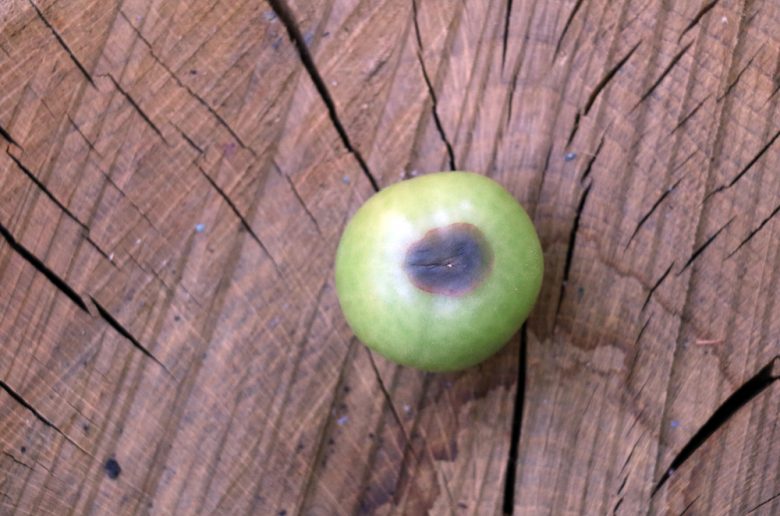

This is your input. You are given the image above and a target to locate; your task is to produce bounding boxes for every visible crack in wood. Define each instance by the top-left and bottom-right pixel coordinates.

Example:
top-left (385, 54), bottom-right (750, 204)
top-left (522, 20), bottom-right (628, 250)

top-left (94, 163), bottom-right (160, 236)
top-left (0, 124), bottom-right (20, 148)
top-left (627, 178), bottom-right (683, 247)
top-left (619, 435), bottom-right (642, 477)
top-left (273, 162), bottom-right (323, 237)
top-left (119, 11), bottom-right (154, 49)
top-left (85, 236), bottom-right (116, 266)
top-left (580, 131), bottom-right (606, 183)
top-left (716, 47), bottom-right (761, 103)
top-left (177, 128), bottom-right (203, 154)
top-left (66, 115), bottom-right (101, 157)
top-left (27, 0), bottom-right (95, 87)
top-left (0, 380), bottom-right (90, 456)
top-left (501, 326), bottom-right (527, 515)
top-left (566, 111), bottom-right (580, 146)
top-left (679, 0), bottom-right (720, 42)
top-left (671, 149), bottom-right (698, 174)
top-left (7, 150), bottom-right (90, 233)
top-left (706, 128), bottom-right (780, 200)
top-left (536, 141), bottom-right (554, 199)
top-left (555, 0), bottom-right (585, 57)
top-left (2, 450), bottom-right (31, 469)
top-left (652, 356), bottom-right (780, 496)
top-left (612, 496), bottom-right (623, 514)
top-left (119, 11), bottom-right (251, 154)
top-left (184, 86), bottom-right (252, 153)
top-left (676, 216), bottom-right (734, 276)
top-left (297, 331), bottom-right (355, 510)
top-left (616, 473), bottom-right (628, 496)
top-left (90, 296), bottom-right (173, 377)
top-left (366, 350), bottom-right (412, 448)
top-left (642, 262), bottom-right (674, 312)
top-left (768, 81), bottom-right (780, 104)
top-left (503, 0), bottom-right (543, 130)
top-left (9, 130), bottom-right (114, 263)
top-left (727, 202), bottom-right (780, 258)
top-left (584, 41), bottom-right (642, 116)
top-left (195, 164), bottom-right (264, 246)
top-left (0, 221), bottom-right (88, 313)
top-left (104, 74), bottom-right (168, 144)
top-left (502, 0), bottom-right (514, 68)
top-left (267, 0), bottom-right (380, 191)
top-left (669, 94), bottom-right (710, 136)
top-left (412, 0), bottom-right (456, 171)
top-left (362, 349), bottom-right (464, 513)
top-left (557, 183), bottom-right (592, 316)
top-left (0, 380), bottom-right (60, 430)
top-left (746, 490), bottom-right (780, 514)
top-left (635, 41), bottom-right (693, 108)
top-left (678, 495), bottom-right (699, 515)
top-left (195, 164), bottom-right (279, 263)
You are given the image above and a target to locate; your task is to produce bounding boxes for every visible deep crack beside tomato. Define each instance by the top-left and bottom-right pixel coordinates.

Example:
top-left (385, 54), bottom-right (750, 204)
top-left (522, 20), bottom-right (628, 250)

top-left (403, 223), bottom-right (493, 296)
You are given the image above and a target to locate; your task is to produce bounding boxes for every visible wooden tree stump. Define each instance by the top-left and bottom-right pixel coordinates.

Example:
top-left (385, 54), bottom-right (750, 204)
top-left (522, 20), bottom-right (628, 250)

top-left (1, 0), bottom-right (779, 514)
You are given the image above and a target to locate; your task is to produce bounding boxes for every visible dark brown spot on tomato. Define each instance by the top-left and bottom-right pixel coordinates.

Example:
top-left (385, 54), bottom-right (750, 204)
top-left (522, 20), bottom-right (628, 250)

top-left (403, 223), bottom-right (493, 296)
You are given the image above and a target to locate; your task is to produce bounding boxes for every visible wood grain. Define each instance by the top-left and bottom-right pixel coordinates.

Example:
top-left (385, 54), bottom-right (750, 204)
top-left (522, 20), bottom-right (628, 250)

top-left (1, 0), bottom-right (778, 514)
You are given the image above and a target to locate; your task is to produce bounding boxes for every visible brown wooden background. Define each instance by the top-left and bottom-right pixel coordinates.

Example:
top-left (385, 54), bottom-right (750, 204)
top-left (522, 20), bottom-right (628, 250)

top-left (1, 0), bottom-right (779, 514)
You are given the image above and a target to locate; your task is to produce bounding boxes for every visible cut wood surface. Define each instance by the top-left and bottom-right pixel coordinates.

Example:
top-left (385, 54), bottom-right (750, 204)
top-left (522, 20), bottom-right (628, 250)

top-left (1, 0), bottom-right (779, 514)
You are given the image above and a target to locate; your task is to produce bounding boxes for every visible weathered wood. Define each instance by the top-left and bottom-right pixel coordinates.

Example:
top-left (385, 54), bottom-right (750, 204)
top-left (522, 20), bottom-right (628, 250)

top-left (1, 0), bottom-right (778, 515)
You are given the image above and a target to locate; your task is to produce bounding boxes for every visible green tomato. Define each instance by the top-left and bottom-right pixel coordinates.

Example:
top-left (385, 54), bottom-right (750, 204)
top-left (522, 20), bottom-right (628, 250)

top-left (334, 172), bottom-right (543, 372)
